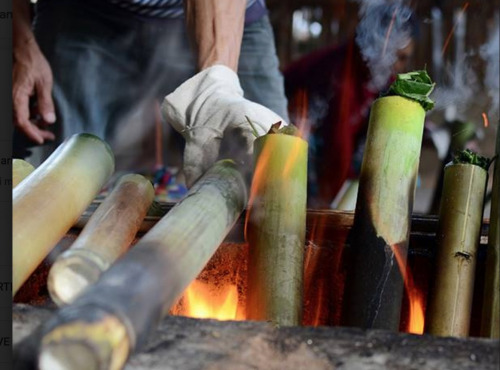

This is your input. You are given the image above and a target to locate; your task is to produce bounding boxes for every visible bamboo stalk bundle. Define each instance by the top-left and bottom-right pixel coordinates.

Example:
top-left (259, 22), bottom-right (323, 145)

top-left (426, 150), bottom-right (489, 337)
top-left (343, 71), bottom-right (434, 330)
top-left (47, 174), bottom-right (155, 306)
top-left (37, 160), bottom-right (247, 370)
top-left (246, 124), bottom-right (307, 326)
top-left (481, 125), bottom-right (499, 338)
top-left (13, 134), bottom-right (115, 296)
top-left (12, 158), bottom-right (35, 188)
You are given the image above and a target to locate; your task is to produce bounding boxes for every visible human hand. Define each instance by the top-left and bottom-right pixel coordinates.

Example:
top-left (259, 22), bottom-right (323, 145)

top-left (13, 39), bottom-right (56, 144)
top-left (162, 65), bottom-right (287, 187)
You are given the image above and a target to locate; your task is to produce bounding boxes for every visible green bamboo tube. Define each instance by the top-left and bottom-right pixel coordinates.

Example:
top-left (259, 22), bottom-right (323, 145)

top-left (37, 160), bottom-right (247, 370)
top-left (336, 179), bottom-right (359, 211)
top-left (426, 159), bottom-right (488, 337)
top-left (12, 159), bottom-right (35, 188)
top-left (13, 134), bottom-right (115, 296)
top-left (246, 132), bottom-right (307, 326)
top-left (48, 174), bottom-right (155, 306)
top-left (343, 95), bottom-right (426, 330)
top-left (481, 126), bottom-right (500, 338)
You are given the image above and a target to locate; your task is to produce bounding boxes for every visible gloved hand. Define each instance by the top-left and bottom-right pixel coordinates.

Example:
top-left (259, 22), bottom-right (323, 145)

top-left (162, 65), bottom-right (287, 187)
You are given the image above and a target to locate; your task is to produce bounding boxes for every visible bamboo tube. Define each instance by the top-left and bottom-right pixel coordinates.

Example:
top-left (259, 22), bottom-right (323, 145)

top-left (335, 179), bottom-right (359, 211)
top-left (481, 125), bottom-right (499, 338)
top-left (37, 160), bottom-right (247, 370)
top-left (12, 159), bottom-right (35, 188)
top-left (246, 129), bottom-right (307, 326)
top-left (13, 133), bottom-right (115, 296)
top-left (47, 174), bottom-right (155, 306)
top-left (426, 153), bottom-right (489, 337)
top-left (343, 95), bottom-right (426, 331)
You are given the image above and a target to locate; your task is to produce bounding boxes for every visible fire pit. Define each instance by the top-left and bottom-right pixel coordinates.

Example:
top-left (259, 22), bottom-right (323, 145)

top-left (13, 205), bottom-right (499, 369)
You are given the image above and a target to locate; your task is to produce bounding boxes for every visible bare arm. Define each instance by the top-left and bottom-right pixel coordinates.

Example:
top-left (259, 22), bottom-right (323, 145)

top-left (13, 0), bottom-right (35, 48)
top-left (184, 0), bottom-right (246, 71)
top-left (13, 0), bottom-right (56, 144)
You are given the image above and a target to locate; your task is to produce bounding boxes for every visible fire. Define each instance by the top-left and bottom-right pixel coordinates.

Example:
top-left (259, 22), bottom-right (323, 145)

top-left (482, 112), bottom-right (490, 128)
top-left (294, 88), bottom-right (310, 139)
top-left (304, 241), bottom-right (326, 326)
top-left (180, 280), bottom-right (244, 321)
top-left (243, 136), bottom-right (274, 240)
top-left (382, 6), bottom-right (399, 57)
top-left (407, 286), bottom-right (425, 334)
top-left (390, 243), bottom-right (425, 334)
top-left (441, 2), bottom-right (470, 56)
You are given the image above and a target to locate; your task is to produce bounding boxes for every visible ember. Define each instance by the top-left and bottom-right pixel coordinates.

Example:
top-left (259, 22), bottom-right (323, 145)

top-left (482, 112), bottom-right (490, 128)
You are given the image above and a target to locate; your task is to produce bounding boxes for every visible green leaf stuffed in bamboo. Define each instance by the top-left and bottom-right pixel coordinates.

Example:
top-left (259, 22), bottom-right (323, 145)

top-left (481, 125), bottom-right (499, 339)
top-left (426, 149), bottom-right (490, 337)
top-left (246, 122), bottom-right (308, 326)
top-left (343, 71), bottom-right (434, 330)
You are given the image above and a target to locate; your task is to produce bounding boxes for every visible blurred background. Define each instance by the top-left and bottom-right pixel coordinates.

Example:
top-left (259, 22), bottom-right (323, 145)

top-left (267, 0), bottom-right (499, 214)
top-left (23, 0), bottom-right (500, 215)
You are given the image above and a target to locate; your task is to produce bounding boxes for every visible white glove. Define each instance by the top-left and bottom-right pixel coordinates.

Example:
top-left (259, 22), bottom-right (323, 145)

top-left (162, 65), bottom-right (287, 187)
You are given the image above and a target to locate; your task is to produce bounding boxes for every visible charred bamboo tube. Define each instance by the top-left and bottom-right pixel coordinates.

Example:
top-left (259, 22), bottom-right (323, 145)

top-left (343, 71), bottom-right (433, 330)
top-left (426, 151), bottom-right (489, 337)
top-left (246, 126), bottom-right (307, 326)
top-left (481, 126), bottom-right (500, 338)
top-left (37, 160), bottom-right (247, 370)
top-left (12, 159), bottom-right (35, 188)
top-left (13, 134), bottom-right (115, 296)
top-left (47, 174), bottom-right (155, 306)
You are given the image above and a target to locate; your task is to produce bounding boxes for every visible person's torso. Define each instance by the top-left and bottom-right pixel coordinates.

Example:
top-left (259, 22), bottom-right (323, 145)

top-left (105, 0), bottom-right (267, 23)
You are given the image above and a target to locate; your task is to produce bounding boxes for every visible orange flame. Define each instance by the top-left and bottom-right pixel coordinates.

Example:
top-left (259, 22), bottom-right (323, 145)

top-left (482, 112), bottom-right (489, 128)
top-left (382, 6), bottom-right (399, 57)
top-left (244, 136), bottom-right (274, 240)
top-left (181, 280), bottom-right (244, 321)
top-left (441, 2), bottom-right (470, 56)
top-left (391, 244), bottom-right (425, 334)
top-left (407, 285), bottom-right (425, 334)
top-left (283, 137), bottom-right (305, 177)
top-left (294, 88), bottom-right (310, 140)
top-left (304, 241), bottom-right (326, 326)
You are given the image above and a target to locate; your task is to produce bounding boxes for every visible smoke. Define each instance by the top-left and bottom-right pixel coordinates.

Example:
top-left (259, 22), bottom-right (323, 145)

top-left (431, 62), bottom-right (480, 120)
top-left (432, 11), bottom-right (498, 122)
top-left (354, 0), bottom-right (415, 90)
top-left (480, 13), bottom-right (500, 118)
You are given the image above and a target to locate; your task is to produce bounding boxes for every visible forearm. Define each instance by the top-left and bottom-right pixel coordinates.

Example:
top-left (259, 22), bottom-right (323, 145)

top-left (185, 0), bottom-right (246, 71)
top-left (13, 0), bottom-right (36, 51)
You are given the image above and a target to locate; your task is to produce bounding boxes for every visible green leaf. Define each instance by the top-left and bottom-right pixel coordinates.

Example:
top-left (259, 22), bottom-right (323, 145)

top-left (246, 118), bottom-right (301, 138)
top-left (266, 121), bottom-right (301, 137)
top-left (384, 70), bottom-right (436, 111)
top-left (278, 124), bottom-right (301, 136)
top-left (452, 149), bottom-right (492, 171)
top-left (147, 200), bottom-right (166, 217)
top-left (245, 116), bottom-right (259, 138)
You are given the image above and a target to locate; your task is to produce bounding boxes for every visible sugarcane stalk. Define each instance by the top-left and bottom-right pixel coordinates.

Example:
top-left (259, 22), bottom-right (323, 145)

top-left (481, 125), bottom-right (500, 338)
top-left (246, 124), bottom-right (307, 326)
top-left (13, 134), bottom-right (115, 296)
top-left (12, 158), bottom-right (35, 188)
top-left (426, 150), bottom-right (489, 337)
top-left (37, 160), bottom-right (247, 370)
top-left (343, 71), bottom-right (433, 330)
top-left (47, 174), bottom-right (155, 306)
